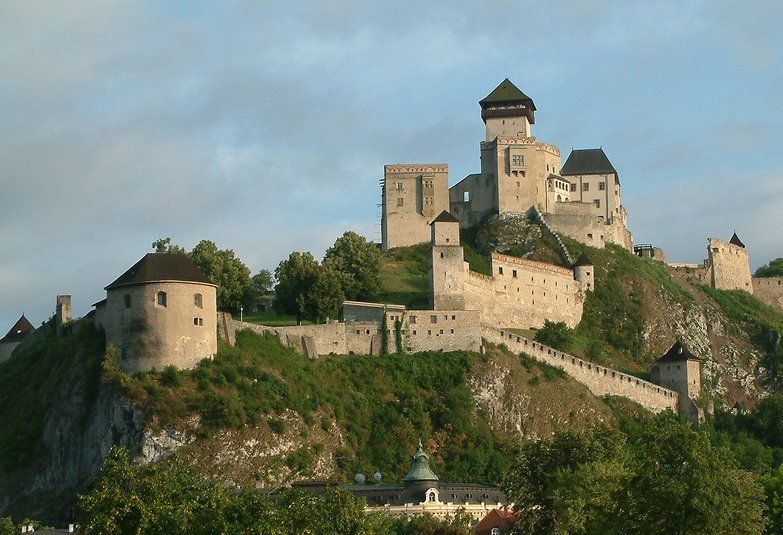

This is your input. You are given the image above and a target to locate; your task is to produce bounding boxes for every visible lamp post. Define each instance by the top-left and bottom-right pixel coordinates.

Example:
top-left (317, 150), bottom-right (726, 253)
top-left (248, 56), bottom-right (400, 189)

top-left (240, 306), bottom-right (243, 323)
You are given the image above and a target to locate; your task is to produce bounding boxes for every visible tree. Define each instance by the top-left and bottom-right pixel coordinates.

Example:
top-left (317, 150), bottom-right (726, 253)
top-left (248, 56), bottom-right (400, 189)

top-left (324, 231), bottom-right (383, 301)
top-left (0, 517), bottom-right (14, 535)
top-left (308, 266), bottom-right (345, 323)
top-left (755, 258), bottom-right (783, 278)
top-left (151, 237), bottom-right (186, 255)
top-left (535, 320), bottom-right (575, 352)
top-left (760, 465), bottom-right (783, 534)
top-left (242, 269), bottom-right (274, 311)
top-left (274, 252), bottom-right (344, 323)
top-left (190, 240), bottom-right (251, 313)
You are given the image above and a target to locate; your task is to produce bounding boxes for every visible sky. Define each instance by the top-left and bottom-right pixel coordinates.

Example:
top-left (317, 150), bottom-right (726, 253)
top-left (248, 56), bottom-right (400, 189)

top-left (1, 0), bottom-right (782, 329)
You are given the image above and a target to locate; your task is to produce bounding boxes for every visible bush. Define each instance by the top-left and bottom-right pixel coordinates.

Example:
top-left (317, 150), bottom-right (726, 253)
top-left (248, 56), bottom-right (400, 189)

top-left (160, 366), bottom-right (181, 387)
top-left (535, 320), bottom-right (574, 352)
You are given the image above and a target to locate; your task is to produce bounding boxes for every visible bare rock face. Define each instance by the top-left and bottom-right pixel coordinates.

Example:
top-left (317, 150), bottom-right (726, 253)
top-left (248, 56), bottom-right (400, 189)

top-left (475, 215), bottom-right (542, 256)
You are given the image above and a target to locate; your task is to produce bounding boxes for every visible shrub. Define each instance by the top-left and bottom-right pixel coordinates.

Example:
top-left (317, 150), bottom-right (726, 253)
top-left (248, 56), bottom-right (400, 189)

top-left (535, 320), bottom-right (575, 352)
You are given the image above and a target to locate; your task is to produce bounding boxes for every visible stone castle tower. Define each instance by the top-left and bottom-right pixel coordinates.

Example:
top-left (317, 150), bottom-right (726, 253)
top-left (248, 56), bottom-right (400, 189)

top-left (573, 253), bottom-right (595, 292)
top-left (429, 211), bottom-right (466, 310)
top-left (707, 232), bottom-right (752, 293)
top-left (650, 340), bottom-right (703, 421)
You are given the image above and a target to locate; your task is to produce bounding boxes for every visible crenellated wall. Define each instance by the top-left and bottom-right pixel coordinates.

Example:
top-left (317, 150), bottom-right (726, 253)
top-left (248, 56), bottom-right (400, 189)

top-left (483, 327), bottom-right (679, 413)
top-left (464, 253), bottom-right (586, 329)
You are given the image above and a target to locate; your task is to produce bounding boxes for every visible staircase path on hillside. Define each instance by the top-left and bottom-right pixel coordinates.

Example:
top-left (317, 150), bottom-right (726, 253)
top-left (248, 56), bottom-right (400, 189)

top-left (482, 326), bottom-right (679, 413)
top-left (529, 205), bottom-right (574, 266)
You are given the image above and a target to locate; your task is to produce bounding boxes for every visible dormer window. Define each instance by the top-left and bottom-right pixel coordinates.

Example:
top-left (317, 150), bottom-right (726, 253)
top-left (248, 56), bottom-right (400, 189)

top-left (157, 291), bottom-right (167, 307)
top-left (425, 488), bottom-right (439, 503)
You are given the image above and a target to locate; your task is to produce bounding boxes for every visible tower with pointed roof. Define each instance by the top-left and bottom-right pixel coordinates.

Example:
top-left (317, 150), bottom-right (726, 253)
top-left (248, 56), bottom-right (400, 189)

top-left (95, 252), bottom-right (218, 373)
top-left (429, 211), bottom-right (466, 310)
top-left (573, 253), bottom-right (595, 292)
top-left (0, 314), bottom-right (34, 363)
top-left (650, 340), bottom-right (703, 420)
top-left (706, 233), bottom-right (753, 293)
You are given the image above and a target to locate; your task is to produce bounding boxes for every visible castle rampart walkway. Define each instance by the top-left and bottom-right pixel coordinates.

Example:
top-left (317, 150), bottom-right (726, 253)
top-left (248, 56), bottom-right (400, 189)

top-left (482, 327), bottom-right (678, 413)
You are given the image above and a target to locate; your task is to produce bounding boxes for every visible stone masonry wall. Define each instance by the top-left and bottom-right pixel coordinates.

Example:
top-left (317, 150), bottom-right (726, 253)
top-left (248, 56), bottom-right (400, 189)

top-left (396, 309), bottom-right (482, 353)
top-left (708, 238), bottom-right (753, 292)
top-left (464, 254), bottom-right (585, 329)
top-left (545, 202), bottom-right (606, 249)
top-left (752, 277), bottom-right (783, 309)
top-left (484, 327), bottom-right (679, 413)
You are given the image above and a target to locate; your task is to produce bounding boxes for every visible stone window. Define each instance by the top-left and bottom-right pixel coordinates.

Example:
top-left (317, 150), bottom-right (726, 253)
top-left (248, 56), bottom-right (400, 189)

top-left (498, 266), bottom-right (504, 275)
top-left (396, 182), bottom-right (403, 191)
top-left (124, 294), bottom-right (131, 308)
top-left (427, 329), bottom-right (432, 335)
top-left (599, 181), bottom-right (606, 190)
top-left (439, 329), bottom-right (444, 334)
top-left (194, 293), bottom-right (203, 308)
top-left (397, 198), bottom-right (404, 207)
top-left (463, 191), bottom-right (470, 202)
top-left (512, 155), bottom-right (524, 166)
top-left (451, 315), bottom-right (456, 320)
top-left (583, 183), bottom-right (589, 191)
top-left (430, 315), bottom-right (437, 323)
top-left (594, 199), bottom-right (601, 208)
top-left (410, 316), bottom-right (417, 324)
top-left (512, 270), bottom-right (517, 278)
top-left (516, 181), bottom-right (520, 188)
top-left (425, 488), bottom-right (439, 503)
top-left (157, 291), bottom-right (167, 307)
top-left (450, 329), bottom-right (454, 334)
top-left (193, 317), bottom-right (203, 326)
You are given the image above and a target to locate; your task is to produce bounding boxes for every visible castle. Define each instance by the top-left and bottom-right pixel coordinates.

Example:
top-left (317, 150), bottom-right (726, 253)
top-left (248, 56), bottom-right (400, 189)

top-left (381, 79), bottom-right (633, 252)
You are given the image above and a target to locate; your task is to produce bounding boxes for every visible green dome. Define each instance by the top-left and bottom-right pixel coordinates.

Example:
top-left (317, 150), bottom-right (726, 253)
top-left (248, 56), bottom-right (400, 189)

top-left (403, 441), bottom-right (439, 483)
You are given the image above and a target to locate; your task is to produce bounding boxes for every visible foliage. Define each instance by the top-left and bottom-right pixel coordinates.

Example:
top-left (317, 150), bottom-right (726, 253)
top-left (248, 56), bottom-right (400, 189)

top-left (151, 237), bottom-right (187, 255)
top-left (711, 394), bottom-right (783, 471)
top-left (534, 320), bottom-right (575, 352)
top-left (78, 448), bottom-right (384, 535)
top-left (503, 414), bottom-right (767, 534)
top-left (377, 244), bottom-right (430, 308)
top-left (274, 252), bottom-right (345, 323)
top-left (242, 270), bottom-right (274, 311)
top-left (759, 465), bottom-right (783, 534)
top-left (395, 318), bottom-right (403, 354)
top-left (190, 240), bottom-right (252, 313)
top-left (119, 330), bottom-right (510, 487)
top-left (324, 231), bottom-right (383, 301)
top-left (755, 258), bottom-right (783, 278)
top-left (0, 517), bottom-right (13, 535)
top-left (0, 324), bottom-right (105, 473)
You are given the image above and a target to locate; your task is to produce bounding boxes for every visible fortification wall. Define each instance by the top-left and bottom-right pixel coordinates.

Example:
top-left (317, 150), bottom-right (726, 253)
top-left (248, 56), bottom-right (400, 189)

top-left (397, 309), bottom-right (481, 353)
top-left (464, 254), bottom-right (584, 329)
top-left (545, 202), bottom-right (606, 249)
top-left (752, 277), bottom-right (783, 309)
top-left (604, 219), bottom-right (633, 251)
top-left (708, 238), bottom-right (753, 292)
top-left (346, 321), bottom-right (382, 355)
top-left (484, 328), bottom-right (679, 413)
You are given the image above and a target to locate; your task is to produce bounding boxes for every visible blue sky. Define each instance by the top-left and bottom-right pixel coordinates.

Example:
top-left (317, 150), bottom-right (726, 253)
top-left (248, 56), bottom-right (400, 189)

top-left (1, 0), bottom-right (782, 329)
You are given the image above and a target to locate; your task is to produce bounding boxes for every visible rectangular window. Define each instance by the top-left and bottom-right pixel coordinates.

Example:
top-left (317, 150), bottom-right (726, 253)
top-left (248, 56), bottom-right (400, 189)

top-left (498, 266), bottom-right (504, 275)
top-left (511, 155), bottom-right (524, 166)
top-left (570, 183), bottom-right (576, 192)
top-left (582, 183), bottom-right (589, 191)
top-left (599, 181), bottom-right (606, 191)
top-left (463, 191), bottom-right (470, 202)
top-left (397, 198), bottom-right (404, 207)
top-left (194, 293), bottom-right (203, 308)
top-left (409, 316), bottom-right (417, 324)
top-left (157, 291), bottom-right (167, 307)
top-left (594, 199), bottom-right (601, 208)
top-left (396, 182), bottom-right (403, 191)
top-left (430, 315), bottom-right (437, 324)
top-left (512, 270), bottom-right (517, 278)
top-left (193, 317), bottom-right (203, 326)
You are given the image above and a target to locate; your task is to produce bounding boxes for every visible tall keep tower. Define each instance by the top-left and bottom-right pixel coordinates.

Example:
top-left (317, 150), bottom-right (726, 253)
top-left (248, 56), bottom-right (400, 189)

top-left (429, 211), bottom-right (466, 310)
top-left (480, 78), bottom-right (537, 140)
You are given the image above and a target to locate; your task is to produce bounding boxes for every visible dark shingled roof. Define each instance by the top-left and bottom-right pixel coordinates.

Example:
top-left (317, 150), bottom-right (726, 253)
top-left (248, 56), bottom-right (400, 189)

top-left (105, 253), bottom-right (214, 290)
top-left (573, 253), bottom-right (594, 267)
top-left (560, 148), bottom-right (618, 178)
top-left (657, 340), bottom-right (701, 363)
top-left (729, 232), bottom-right (745, 248)
top-left (430, 210), bottom-right (460, 224)
top-left (1, 315), bottom-right (34, 343)
top-left (479, 79), bottom-right (536, 110)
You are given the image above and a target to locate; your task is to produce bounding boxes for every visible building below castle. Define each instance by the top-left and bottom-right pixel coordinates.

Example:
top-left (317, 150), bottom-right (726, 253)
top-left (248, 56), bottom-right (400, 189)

top-left (381, 79), bottom-right (633, 253)
top-left (293, 441), bottom-right (509, 522)
top-left (0, 314), bottom-right (34, 363)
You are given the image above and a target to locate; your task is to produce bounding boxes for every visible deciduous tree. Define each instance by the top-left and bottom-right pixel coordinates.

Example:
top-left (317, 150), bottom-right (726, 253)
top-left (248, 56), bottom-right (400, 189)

top-left (324, 231), bottom-right (382, 301)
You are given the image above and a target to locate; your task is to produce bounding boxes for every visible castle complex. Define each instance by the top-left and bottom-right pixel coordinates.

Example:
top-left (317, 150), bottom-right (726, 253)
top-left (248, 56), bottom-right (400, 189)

top-left (381, 79), bottom-right (633, 252)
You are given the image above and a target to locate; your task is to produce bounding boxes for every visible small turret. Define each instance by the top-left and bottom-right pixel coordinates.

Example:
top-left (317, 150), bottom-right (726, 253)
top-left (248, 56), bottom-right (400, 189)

top-left (429, 211), bottom-right (466, 310)
top-left (729, 231), bottom-right (745, 248)
top-left (573, 253), bottom-right (594, 292)
top-left (403, 440), bottom-right (439, 488)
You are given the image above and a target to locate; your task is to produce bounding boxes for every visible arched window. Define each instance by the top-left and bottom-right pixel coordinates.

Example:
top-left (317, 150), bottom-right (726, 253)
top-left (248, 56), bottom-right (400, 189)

top-left (157, 291), bottom-right (167, 307)
top-left (491, 528), bottom-right (501, 535)
top-left (194, 293), bottom-right (203, 308)
top-left (557, 194), bottom-right (562, 202)
top-left (425, 488), bottom-right (439, 503)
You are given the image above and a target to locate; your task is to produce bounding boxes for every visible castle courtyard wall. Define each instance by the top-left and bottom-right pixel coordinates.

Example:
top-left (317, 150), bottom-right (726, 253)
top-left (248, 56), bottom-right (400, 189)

top-left (396, 309), bottom-right (481, 353)
top-left (545, 202), bottom-right (606, 249)
top-left (464, 254), bottom-right (585, 329)
top-left (484, 328), bottom-right (679, 413)
top-left (752, 277), bottom-right (783, 309)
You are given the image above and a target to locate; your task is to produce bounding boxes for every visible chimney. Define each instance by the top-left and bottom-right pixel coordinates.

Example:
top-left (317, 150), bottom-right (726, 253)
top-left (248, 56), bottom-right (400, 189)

top-left (56, 295), bottom-right (72, 337)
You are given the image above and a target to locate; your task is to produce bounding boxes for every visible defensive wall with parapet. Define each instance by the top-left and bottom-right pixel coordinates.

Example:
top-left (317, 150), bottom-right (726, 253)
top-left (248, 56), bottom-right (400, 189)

top-left (752, 277), bottom-right (783, 309)
top-left (483, 327), bottom-right (679, 413)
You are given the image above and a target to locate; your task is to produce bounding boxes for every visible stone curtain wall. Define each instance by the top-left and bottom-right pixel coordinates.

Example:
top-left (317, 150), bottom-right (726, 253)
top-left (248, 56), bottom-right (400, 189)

top-left (752, 277), bottom-right (783, 309)
top-left (546, 202), bottom-right (607, 249)
top-left (464, 254), bottom-right (585, 329)
top-left (708, 238), bottom-right (753, 292)
top-left (529, 205), bottom-right (574, 265)
top-left (483, 327), bottom-right (679, 413)
top-left (396, 310), bottom-right (482, 353)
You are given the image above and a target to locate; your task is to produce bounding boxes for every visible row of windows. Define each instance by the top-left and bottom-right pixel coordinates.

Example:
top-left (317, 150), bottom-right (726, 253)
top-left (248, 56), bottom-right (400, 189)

top-left (408, 314), bottom-right (459, 324)
top-left (496, 267), bottom-right (569, 287)
top-left (123, 292), bottom-right (203, 309)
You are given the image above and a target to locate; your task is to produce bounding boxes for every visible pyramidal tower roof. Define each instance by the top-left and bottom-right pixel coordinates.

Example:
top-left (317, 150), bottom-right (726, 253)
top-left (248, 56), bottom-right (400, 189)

top-left (729, 232), bottom-right (745, 248)
top-left (479, 78), bottom-right (536, 109)
top-left (430, 210), bottom-right (460, 225)
top-left (403, 440), bottom-right (439, 484)
top-left (657, 340), bottom-right (701, 363)
top-left (0, 315), bottom-right (34, 344)
top-left (106, 253), bottom-right (215, 290)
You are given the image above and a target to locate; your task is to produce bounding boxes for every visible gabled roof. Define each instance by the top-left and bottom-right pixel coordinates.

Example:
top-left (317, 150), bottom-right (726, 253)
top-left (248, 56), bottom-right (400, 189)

top-left (0, 315), bottom-right (34, 343)
top-left (106, 253), bottom-right (214, 290)
top-left (560, 148), bottom-right (618, 177)
top-left (657, 340), bottom-right (701, 363)
top-left (573, 253), bottom-right (594, 267)
top-left (403, 441), bottom-right (439, 483)
top-left (479, 79), bottom-right (536, 110)
top-left (430, 211), bottom-right (460, 225)
top-left (729, 232), bottom-right (745, 248)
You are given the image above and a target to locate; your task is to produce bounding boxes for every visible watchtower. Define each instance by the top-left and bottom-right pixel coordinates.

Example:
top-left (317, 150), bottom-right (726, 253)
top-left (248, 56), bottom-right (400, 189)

top-left (650, 340), bottom-right (703, 421)
top-left (573, 253), bottom-right (595, 292)
top-left (480, 78), bottom-right (536, 140)
top-left (429, 211), bottom-right (466, 310)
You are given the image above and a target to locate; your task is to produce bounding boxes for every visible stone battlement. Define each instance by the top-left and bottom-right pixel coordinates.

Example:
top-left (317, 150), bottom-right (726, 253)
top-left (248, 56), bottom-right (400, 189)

top-left (384, 164), bottom-right (448, 174)
top-left (490, 252), bottom-right (574, 277)
top-left (484, 327), bottom-right (679, 413)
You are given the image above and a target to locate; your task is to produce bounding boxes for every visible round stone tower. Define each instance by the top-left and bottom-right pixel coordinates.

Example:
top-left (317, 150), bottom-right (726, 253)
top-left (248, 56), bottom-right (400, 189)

top-left (573, 252), bottom-right (595, 292)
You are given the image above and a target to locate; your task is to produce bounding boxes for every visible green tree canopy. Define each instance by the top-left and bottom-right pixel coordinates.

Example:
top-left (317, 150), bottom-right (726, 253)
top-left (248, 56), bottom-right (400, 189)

top-left (190, 240), bottom-right (251, 313)
top-left (151, 237), bottom-right (187, 255)
top-left (534, 320), bottom-right (575, 352)
top-left (274, 252), bottom-right (345, 323)
top-left (324, 231), bottom-right (383, 301)
top-left (755, 258), bottom-right (783, 278)
top-left (243, 269), bottom-right (274, 311)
